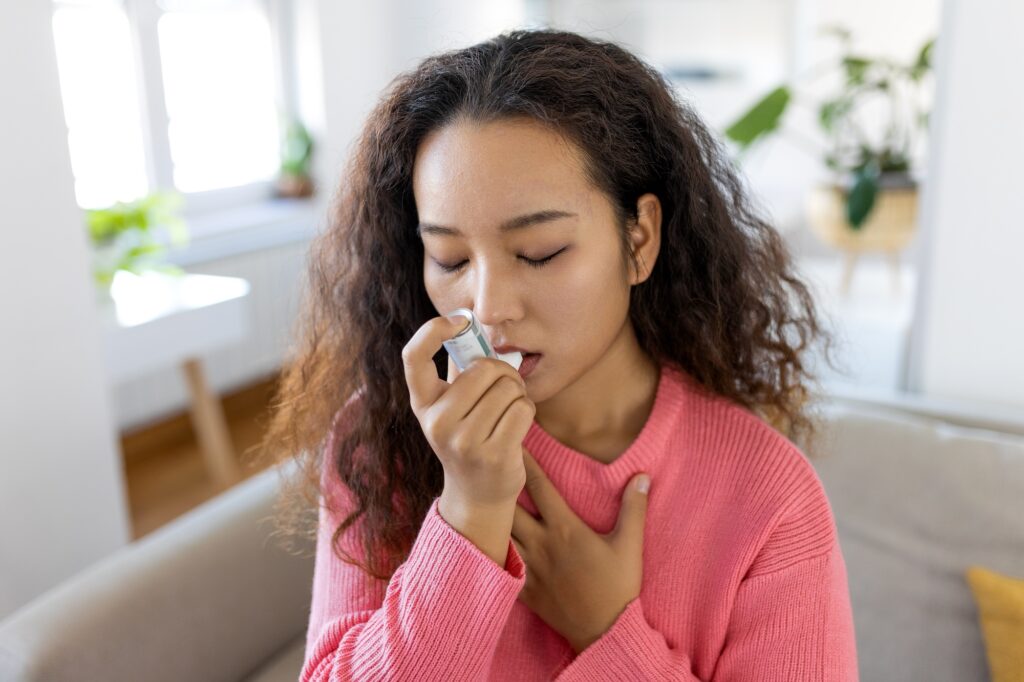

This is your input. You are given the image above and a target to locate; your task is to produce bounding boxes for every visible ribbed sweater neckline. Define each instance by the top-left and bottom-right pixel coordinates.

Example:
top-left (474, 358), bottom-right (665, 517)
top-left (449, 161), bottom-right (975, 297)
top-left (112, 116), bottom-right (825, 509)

top-left (522, 361), bottom-right (686, 485)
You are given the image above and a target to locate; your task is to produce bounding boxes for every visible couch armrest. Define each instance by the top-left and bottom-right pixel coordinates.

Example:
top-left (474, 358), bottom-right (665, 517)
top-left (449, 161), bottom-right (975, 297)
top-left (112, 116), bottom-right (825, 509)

top-left (0, 462), bottom-right (314, 682)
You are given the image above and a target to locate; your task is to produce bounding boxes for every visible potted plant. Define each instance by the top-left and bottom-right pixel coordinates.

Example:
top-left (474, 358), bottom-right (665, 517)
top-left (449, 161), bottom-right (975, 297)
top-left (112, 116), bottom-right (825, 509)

top-left (275, 115), bottom-right (315, 198)
top-left (86, 190), bottom-right (189, 300)
top-left (724, 27), bottom-right (935, 293)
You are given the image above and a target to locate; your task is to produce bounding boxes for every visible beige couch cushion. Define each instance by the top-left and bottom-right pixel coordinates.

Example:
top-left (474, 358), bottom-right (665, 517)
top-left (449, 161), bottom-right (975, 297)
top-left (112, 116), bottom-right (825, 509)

top-left (0, 466), bottom-right (314, 682)
top-left (242, 636), bottom-right (306, 682)
top-left (811, 402), bottom-right (1024, 682)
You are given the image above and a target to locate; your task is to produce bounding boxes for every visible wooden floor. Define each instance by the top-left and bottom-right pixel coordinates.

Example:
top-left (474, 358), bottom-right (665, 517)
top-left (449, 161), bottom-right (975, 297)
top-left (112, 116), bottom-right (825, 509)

top-left (121, 373), bottom-right (280, 540)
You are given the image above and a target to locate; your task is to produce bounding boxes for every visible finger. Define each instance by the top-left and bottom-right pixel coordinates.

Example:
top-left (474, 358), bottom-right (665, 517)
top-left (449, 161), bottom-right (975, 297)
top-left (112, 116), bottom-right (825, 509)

top-left (609, 473), bottom-right (651, 552)
top-left (511, 537), bottom-right (528, 565)
top-left (439, 357), bottom-right (526, 425)
top-left (522, 448), bottom-right (574, 521)
top-left (402, 314), bottom-right (471, 412)
top-left (486, 388), bottom-right (535, 447)
top-left (459, 373), bottom-right (531, 443)
top-left (512, 503), bottom-right (543, 544)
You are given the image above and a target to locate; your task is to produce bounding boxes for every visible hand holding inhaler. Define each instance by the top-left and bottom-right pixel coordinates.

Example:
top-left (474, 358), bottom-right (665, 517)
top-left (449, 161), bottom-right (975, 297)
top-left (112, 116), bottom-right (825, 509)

top-left (401, 309), bottom-right (535, 566)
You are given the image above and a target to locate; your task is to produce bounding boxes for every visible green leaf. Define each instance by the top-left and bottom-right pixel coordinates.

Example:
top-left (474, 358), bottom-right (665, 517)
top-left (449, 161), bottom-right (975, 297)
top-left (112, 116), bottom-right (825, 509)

top-left (843, 57), bottom-right (872, 85)
top-left (819, 98), bottom-right (852, 133)
top-left (911, 38), bottom-right (935, 80)
top-left (84, 189), bottom-right (189, 279)
top-left (820, 25), bottom-right (852, 44)
top-left (163, 215), bottom-right (190, 247)
top-left (280, 119), bottom-right (314, 176)
top-left (724, 86), bottom-right (791, 149)
top-left (152, 263), bottom-right (185, 277)
top-left (847, 166), bottom-right (879, 229)
top-left (879, 150), bottom-right (910, 173)
top-left (121, 243), bottom-right (164, 262)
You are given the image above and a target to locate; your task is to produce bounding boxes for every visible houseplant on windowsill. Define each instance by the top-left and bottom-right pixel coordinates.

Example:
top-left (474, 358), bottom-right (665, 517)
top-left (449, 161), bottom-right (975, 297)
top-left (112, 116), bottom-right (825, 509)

top-left (275, 116), bottom-right (315, 199)
top-left (86, 190), bottom-right (190, 301)
top-left (724, 27), bottom-right (935, 294)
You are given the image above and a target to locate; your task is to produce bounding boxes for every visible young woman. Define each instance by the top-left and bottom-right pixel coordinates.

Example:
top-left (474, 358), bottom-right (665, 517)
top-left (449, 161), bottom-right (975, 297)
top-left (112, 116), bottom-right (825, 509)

top-left (258, 28), bottom-right (857, 681)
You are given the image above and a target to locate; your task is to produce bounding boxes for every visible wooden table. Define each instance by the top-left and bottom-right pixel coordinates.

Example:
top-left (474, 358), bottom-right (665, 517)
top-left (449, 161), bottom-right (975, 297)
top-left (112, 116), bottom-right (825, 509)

top-left (96, 270), bottom-right (252, 491)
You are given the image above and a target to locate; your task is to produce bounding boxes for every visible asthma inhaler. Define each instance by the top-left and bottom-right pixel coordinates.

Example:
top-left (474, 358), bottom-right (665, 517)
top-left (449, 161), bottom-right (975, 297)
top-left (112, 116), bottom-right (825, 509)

top-left (443, 307), bottom-right (523, 372)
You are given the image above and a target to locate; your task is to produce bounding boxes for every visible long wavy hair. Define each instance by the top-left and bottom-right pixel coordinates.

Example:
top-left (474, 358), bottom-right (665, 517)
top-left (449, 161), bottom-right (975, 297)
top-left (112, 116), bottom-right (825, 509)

top-left (252, 28), bottom-right (840, 581)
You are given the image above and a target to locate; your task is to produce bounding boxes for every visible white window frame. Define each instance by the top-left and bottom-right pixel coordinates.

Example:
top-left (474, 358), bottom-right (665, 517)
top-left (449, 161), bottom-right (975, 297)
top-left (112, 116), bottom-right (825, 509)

top-left (114, 0), bottom-right (303, 231)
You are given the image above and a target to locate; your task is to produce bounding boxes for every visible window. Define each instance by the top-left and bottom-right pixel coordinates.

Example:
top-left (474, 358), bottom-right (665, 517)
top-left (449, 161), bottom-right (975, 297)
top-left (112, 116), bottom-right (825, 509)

top-left (52, 0), bottom-right (149, 209)
top-left (51, 0), bottom-right (292, 221)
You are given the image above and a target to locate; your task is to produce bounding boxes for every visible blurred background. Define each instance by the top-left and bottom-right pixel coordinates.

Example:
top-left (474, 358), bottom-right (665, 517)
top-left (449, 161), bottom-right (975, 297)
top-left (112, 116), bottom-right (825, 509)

top-left (1, 0), bottom-right (1022, 679)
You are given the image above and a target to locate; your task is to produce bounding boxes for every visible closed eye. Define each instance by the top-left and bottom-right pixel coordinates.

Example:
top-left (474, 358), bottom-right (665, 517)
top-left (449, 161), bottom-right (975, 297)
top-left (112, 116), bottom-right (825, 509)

top-left (434, 247), bottom-right (568, 274)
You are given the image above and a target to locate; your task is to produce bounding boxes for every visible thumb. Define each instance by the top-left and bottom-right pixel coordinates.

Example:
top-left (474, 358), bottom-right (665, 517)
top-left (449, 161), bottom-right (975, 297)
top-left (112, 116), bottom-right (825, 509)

top-left (610, 473), bottom-right (650, 551)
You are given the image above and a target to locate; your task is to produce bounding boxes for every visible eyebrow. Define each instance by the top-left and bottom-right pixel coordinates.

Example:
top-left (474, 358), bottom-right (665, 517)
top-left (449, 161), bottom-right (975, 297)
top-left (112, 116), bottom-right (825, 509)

top-left (416, 209), bottom-right (578, 237)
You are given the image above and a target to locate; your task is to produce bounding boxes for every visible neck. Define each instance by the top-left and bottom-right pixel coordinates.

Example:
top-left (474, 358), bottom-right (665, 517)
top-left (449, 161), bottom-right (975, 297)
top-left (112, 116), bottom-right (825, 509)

top-left (534, 322), bottom-right (661, 462)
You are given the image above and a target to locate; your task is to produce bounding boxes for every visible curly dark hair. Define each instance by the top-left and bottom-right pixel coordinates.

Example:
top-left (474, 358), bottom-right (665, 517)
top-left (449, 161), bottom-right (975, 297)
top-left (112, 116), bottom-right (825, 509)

top-left (251, 28), bottom-right (839, 582)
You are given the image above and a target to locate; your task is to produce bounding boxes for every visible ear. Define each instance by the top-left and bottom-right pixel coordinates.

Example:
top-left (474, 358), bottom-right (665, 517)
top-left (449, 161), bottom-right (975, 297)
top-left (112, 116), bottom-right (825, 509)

top-left (628, 193), bottom-right (662, 285)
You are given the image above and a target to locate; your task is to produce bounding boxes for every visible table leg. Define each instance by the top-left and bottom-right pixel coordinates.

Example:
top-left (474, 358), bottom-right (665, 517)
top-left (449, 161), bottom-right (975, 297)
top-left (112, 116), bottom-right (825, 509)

top-left (182, 357), bottom-right (243, 490)
top-left (840, 250), bottom-right (859, 297)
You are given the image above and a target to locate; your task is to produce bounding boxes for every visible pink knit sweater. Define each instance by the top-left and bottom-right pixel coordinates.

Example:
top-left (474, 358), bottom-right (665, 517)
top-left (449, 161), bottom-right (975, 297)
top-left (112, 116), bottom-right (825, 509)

top-left (301, 362), bottom-right (860, 681)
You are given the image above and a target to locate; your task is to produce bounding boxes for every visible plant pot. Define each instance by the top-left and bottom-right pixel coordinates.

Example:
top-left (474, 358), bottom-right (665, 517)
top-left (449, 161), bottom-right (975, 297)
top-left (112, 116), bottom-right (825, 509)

top-left (804, 182), bottom-right (919, 295)
top-left (275, 173), bottom-right (315, 198)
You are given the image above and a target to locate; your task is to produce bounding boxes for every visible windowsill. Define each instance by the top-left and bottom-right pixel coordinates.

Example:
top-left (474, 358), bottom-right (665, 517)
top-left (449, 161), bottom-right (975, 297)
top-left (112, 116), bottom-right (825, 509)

top-left (161, 196), bottom-right (325, 267)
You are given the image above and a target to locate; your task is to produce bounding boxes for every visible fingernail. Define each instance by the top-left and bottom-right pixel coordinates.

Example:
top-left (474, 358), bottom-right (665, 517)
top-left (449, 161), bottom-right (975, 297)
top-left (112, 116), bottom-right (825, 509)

top-left (635, 475), bottom-right (650, 494)
top-left (447, 314), bottom-right (470, 332)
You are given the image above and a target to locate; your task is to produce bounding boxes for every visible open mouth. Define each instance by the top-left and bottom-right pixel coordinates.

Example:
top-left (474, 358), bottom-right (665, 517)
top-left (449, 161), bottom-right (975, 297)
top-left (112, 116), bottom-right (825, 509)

top-left (518, 353), bottom-right (542, 378)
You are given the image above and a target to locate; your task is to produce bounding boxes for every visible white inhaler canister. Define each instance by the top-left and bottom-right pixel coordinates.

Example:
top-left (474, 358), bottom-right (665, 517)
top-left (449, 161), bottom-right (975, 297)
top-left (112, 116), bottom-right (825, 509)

top-left (442, 307), bottom-right (523, 372)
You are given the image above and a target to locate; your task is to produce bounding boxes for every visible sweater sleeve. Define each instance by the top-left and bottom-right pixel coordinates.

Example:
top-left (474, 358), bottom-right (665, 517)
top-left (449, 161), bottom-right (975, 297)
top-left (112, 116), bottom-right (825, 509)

top-left (300, 417), bottom-right (526, 681)
top-left (708, 541), bottom-right (859, 681)
top-left (554, 596), bottom-right (701, 681)
top-left (555, 542), bottom-right (857, 682)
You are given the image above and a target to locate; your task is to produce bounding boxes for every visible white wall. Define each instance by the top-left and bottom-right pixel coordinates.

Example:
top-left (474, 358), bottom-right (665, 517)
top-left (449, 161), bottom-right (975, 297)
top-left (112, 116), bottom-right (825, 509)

top-left (306, 0), bottom-right (528, 202)
top-left (910, 0), bottom-right (1024, 409)
top-left (0, 2), bottom-right (130, 619)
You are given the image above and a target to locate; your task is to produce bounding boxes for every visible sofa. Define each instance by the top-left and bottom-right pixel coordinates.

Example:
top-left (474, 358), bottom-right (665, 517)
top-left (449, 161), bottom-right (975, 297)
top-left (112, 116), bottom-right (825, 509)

top-left (0, 463), bottom-right (314, 682)
top-left (1, 389), bottom-right (1021, 682)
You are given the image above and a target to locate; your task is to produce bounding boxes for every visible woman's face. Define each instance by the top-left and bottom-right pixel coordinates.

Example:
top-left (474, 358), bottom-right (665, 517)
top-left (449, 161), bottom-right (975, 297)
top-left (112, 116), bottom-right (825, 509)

top-left (412, 117), bottom-right (657, 403)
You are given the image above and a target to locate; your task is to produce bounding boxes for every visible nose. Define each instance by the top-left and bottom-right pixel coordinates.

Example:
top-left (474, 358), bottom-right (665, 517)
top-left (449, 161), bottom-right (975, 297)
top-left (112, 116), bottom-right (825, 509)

top-left (471, 261), bottom-right (522, 329)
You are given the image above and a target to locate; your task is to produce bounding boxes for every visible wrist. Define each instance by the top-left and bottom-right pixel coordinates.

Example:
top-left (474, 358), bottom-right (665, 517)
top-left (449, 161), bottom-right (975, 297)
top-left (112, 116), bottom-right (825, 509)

top-left (569, 600), bottom-right (634, 654)
top-left (438, 487), bottom-right (516, 520)
top-left (437, 490), bottom-right (515, 566)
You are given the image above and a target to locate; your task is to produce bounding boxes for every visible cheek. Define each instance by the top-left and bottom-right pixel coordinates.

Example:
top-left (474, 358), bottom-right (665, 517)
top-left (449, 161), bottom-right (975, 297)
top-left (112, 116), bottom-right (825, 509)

top-left (541, 250), bottom-right (630, 343)
top-left (422, 270), bottom-right (453, 313)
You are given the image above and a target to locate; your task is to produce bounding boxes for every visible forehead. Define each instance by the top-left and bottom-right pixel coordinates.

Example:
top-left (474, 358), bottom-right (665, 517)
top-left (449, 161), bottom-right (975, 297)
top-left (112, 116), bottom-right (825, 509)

top-left (412, 118), bottom-right (592, 228)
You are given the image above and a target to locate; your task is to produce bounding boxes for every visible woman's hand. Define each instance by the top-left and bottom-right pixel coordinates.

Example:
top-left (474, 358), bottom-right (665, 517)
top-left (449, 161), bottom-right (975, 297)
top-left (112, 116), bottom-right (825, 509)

top-left (402, 314), bottom-right (536, 565)
top-left (511, 450), bottom-right (651, 654)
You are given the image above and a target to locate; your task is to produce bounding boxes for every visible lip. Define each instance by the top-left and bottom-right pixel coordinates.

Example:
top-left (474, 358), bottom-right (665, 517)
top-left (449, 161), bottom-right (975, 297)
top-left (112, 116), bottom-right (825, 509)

top-left (493, 344), bottom-right (535, 355)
